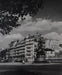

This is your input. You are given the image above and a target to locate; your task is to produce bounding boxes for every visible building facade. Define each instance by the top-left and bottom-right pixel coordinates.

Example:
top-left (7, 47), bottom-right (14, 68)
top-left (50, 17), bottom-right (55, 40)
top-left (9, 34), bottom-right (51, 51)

top-left (1, 33), bottom-right (60, 63)
top-left (1, 33), bottom-right (43, 63)
top-left (25, 34), bottom-right (38, 63)
top-left (8, 39), bottom-right (25, 62)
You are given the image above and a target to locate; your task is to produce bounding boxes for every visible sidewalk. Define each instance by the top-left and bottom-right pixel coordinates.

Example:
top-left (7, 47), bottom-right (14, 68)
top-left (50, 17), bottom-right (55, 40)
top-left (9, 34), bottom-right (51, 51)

top-left (0, 62), bottom-right (61, 66)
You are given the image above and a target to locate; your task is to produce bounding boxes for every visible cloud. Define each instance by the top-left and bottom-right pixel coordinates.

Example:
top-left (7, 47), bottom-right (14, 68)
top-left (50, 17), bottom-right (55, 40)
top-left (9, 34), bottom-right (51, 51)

top-left (5, 34), bottom-right (24, 40)
top-left (0, 33), bottom-right (24, 48)
top-left (18, 14), bottom-right (32, 24)
top-left (44, 32), bottom-right (60, 40)
top-left (1, 16), bottom-right (62, 48)
top-left (44, 32), bottom-right (62, 41)
top-left (44, 32), bottom-right (62, 52)
top-left (16, 18), bottom-right (62, 33)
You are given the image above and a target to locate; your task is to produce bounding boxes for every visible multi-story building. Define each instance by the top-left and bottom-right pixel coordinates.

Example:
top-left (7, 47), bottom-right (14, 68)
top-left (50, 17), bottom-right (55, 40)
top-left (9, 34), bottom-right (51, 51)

top-left (25, 34), bottom-right (38, 63)
top-left (0, 33), bottom-right (50, 63)
top-left (0, 48), bottom-right (9, 62)
top-left (45, 48), bottom-right (55, 59)
top-left (44, 38), bottom-right (62, 62)
top-left (24, 33), bottom-right (46, 63)
top-left (5, 33), bottom-right (43, 63)
top-left (8, 39), bottom-right (25, 62)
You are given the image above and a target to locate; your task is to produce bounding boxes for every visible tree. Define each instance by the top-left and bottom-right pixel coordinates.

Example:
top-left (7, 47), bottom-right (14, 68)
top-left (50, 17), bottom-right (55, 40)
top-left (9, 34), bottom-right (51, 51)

top-left (9, 40), bottom-right (16, 47)
top-left (9, 40), bottom-right (19, 47)
top-left (35, 35), bottom-right (46, 61)
top-left (0, 0), bottom-right (43, 34)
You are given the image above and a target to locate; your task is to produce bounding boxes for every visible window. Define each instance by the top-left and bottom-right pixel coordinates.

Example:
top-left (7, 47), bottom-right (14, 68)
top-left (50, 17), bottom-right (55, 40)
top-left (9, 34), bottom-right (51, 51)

top-left (27, 50), bottom-right (31, 52)
top-left (26, 54), bottom-right (31, 56)
top-left (26, 47), bottom-right (31, 49)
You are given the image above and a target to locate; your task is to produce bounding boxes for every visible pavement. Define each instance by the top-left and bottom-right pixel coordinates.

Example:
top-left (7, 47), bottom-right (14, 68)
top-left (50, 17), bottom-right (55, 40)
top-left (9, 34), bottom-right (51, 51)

top-left (0, 62), bottom-right (61, 65)
top-left (0, 63), bottom-right (62, 75)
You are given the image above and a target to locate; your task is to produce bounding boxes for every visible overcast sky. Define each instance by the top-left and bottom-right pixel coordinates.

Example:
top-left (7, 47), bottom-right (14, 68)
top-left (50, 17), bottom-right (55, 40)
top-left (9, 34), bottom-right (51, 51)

top-left (0, 0), bottom-right (62, 48)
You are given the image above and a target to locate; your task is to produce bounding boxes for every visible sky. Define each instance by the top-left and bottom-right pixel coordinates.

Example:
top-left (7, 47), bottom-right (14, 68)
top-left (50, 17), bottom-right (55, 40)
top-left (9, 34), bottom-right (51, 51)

top-left (0, 0), bottom-right (62, 48)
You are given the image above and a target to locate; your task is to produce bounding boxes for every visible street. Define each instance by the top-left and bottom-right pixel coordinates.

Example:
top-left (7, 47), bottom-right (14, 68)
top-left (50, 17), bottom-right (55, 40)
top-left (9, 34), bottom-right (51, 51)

top-left (0, 63), bottom-right (62, 75)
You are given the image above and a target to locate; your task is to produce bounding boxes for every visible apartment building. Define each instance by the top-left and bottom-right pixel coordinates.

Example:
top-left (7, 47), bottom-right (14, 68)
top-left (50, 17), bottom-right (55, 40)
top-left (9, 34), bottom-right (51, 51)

top-left (45, 48), bottom-right (55, 59)
top-left (44, 38), bottom-right (62, 59)
top-left (0, 33), bottom-right (47, 63)
top-left (25, 34), bottom-right (38, 63)
top-left (5, 33), bottom-right (41, 63)
top-left (8, 39), bottom-right (25, 62)
top-left (0, 48), bottom-right (9, 62)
